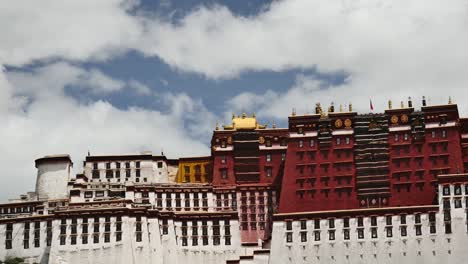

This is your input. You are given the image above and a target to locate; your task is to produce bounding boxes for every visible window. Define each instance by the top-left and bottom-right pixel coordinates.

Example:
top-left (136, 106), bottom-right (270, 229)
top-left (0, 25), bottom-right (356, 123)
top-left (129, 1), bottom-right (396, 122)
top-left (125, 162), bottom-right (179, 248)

top-left (455, 184), bottom-right (462, 195)
top-left (386, 216), bottom-right (392, 226)
top-left (415, 225), bottom-right (422, 236)
top-left (299, 140), bottom-right (303, 148)
top-left (286, 221), bottom-right (292, 230)
top-left (220, 169), bottom-right (228, 179)
top-left (136, 169), bottom-right (140, 177)
top-left (221, 156), bottom-right (226, 164)
top-left (371, 216), bottom-right (377, 226)
top-left (329, 230), bottom-right (335, 240)
top-left (266, 139), bottom-right (272, 147)
top-left (136, 161), bottom-right (140, 168)
top-left (442, 130), bottom-right (447, 138)
top-left (300, 232), bottom-right (307, 242)
top-left (84, 191), bottom-right (93, 198)
top-left (386, 227), bottom-right (393, 237)
top-left (281, 153), bottom-right (286, 161)
top-left (429, 212), bottom-right (436, 222)
top-left (344, 229), bottom-right (350, 240)
top-left (415, 214), bottom-right (421, 224)
top-left (358, 229), bottom-right (364, 239)
top-left (328, 219), bottom-right (335, 229)
top-left (286, 232), bottom-right (293, 243)
top-left (336, 138), bottom-right (341, 145)
top-left (430, 224), bottom-right (436, 234)
top-left (266, 167), bottom-right (272, 177)
top-left (357, 217), bottom-right (363, 227)
top-left (454, 199), bottom-right (462, 208)
top-left (401, 226), bottom-right (407, 236)
top-left (266, 154), bottom-right (272, 162)
top-left (225, 236), bottom-right (231, 245)
top-left (394, 134), bottom-right (399, 142)
top-left (404, 133), bottom-right (408, 141)
top-left (444, 210), bottom-right (451, 221)
top-left (310, 139), bottom-right (315, 147)
top-left (371, 228), bottom-right (377, 238)
top-left (445, 223), bottom-right (452, 234)
top-left (60, 236), bottom-right (66, 245)
top-left (314, 231), bottom-right (320, 241)
top-left (300, 220), bottom-right (307, 230)
top-left (314, 219), bottom-right (320, 229)
top-left (400, 215), bottom-right (407, 225)
top-left (443, 186), bottom-right (450, 196)
top-left (343, 218), bottom-right (350, 228)
top-left (431, 131), bottom-right (436, 138)
top-left (157, 161), bottom-right (163, 168)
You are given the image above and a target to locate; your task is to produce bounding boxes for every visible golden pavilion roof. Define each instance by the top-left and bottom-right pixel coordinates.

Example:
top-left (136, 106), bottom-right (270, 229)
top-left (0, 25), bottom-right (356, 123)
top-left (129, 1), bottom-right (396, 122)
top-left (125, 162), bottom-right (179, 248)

top-left (222, 113), bottom-right (266, 130)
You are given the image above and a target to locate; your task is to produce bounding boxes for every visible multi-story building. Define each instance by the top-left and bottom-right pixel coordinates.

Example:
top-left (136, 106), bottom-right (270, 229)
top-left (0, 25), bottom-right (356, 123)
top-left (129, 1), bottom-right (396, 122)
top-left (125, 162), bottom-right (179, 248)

top-left (2, 99), bottom-right (468, 264)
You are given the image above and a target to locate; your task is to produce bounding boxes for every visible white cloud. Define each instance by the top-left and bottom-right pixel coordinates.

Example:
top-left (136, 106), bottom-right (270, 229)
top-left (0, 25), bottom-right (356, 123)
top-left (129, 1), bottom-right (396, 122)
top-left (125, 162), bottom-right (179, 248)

top-left (141, 0), bottom-right (468, 115)
top-left (0, 0), bottom-right (142, 66)
top-left (0, 64), bottom-right (213, 201)
top-left (128, 79), bottom-right (151, 95)
top-left (2, 0), bottom-right (468, 201)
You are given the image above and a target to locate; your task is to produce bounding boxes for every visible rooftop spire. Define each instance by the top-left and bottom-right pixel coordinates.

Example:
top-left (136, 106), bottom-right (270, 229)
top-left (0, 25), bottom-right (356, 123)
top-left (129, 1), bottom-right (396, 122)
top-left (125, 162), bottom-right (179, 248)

top-left (449, 96), bottom-right (453, 104)
top-left (388, 99), bottom-right (392, 109)
top-left (422, 96), bottom-right (427, 107)
top-left (408, 96), bottom-right (413, 108)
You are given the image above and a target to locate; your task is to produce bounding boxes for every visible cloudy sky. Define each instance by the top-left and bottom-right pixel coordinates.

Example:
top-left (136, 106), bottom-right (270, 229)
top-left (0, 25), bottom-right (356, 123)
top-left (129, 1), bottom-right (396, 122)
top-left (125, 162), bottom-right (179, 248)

top-left (1, 0), bottom-right (468, 201)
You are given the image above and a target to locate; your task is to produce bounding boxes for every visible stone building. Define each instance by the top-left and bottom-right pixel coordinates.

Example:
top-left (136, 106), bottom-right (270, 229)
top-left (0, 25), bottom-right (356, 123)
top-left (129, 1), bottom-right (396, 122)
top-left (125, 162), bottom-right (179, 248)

top-left (2, 98), bottom-right (468, 263)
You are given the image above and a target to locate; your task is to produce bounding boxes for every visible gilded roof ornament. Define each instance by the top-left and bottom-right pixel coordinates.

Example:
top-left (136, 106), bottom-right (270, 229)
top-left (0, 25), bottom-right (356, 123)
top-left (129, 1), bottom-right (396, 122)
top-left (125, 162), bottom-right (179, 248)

top-left (449, 96), bottom-right (453, 104)
top-left (388, 100), bottom-right (392, 109)
top-left (349, 103), bottom-right (353, 112)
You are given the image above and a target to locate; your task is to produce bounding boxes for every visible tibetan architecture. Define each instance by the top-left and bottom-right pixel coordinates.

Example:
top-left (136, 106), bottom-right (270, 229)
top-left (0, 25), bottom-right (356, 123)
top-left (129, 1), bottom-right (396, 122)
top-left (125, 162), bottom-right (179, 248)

top-left (2, 97), bottom-right (468, 264)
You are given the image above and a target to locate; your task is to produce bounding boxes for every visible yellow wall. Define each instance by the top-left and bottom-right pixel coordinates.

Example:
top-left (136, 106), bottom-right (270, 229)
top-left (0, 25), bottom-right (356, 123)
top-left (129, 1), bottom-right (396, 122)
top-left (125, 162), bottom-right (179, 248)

top-left (176, 160), bottom-right (211, 183)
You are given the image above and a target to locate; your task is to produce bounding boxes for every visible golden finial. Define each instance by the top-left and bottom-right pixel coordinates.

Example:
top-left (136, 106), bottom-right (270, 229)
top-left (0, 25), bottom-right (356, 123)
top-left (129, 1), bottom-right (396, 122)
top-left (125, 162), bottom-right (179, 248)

top-left (315, 103), bottom-right (321, 115)
top-left (349, 103), bottom-right (353, 112)
top-left (388, 100), bottom-right (392, 109)
top-left (252, 112), bottom-right (256, 118)
top-left (215, 122), bottom-right (219, 130)
top-left (449, 96), bottom-right (452, 104)
top-left (272, 121), bottom-right (277, 129)
top-left (339, 104), bottom-right (343, 112)
top-left (400, 101), bottom-right (404, 108)
top-left (242, 112), bottom-right (246, 118)
top-left (292, 108), bottom-right (296, 116)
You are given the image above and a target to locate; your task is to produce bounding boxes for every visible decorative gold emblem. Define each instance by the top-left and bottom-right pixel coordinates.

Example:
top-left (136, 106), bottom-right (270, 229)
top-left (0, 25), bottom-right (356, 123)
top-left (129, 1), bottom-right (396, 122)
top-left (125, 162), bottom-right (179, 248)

top-left (227, 136), bottom-right (232, 145)
top-left (391, 115), bottom-right (399, 124)
top-left (401, 114), bottom-right (409, 123)
top-left (344, 119), bottom-right (352, 128)
top-left (335, 119), bottom-right (343, 128)
top-left (259, 136), bottom-right (265, 144)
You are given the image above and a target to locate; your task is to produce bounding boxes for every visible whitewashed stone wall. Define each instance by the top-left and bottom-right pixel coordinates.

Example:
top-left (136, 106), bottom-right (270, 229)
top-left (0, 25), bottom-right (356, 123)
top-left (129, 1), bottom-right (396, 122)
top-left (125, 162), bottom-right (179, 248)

top-left (36, 162), bottom-right (71, 200)
top-left (269, 183), bottom-right (468, 264)
top-left (0, 216), bottom-right (241, 264)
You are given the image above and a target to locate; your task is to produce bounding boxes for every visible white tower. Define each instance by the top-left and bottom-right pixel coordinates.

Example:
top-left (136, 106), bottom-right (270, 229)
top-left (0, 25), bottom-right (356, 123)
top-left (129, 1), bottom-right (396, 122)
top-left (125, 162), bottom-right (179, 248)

top-left (35, 154), bottom-right (73, 200)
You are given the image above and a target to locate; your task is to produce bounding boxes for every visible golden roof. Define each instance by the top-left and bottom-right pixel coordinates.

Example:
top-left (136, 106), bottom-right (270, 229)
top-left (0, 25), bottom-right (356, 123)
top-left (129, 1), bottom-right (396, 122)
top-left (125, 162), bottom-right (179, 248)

top-left (222, 113), bottom-right (266, 130)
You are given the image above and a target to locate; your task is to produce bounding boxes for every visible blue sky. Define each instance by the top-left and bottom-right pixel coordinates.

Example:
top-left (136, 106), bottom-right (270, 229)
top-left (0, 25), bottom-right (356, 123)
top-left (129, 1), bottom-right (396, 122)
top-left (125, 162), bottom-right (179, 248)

top-left (1, 0), bottom-right (468, 200)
